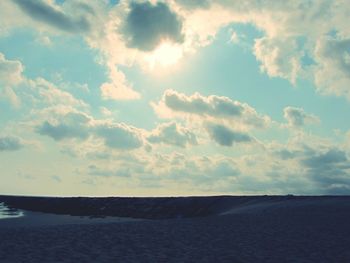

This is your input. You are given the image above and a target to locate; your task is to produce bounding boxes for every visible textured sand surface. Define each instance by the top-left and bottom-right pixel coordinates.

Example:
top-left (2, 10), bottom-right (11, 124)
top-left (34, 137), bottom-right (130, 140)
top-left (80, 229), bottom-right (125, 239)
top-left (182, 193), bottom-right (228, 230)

top-left (0, 196), bottom-right (349, 263)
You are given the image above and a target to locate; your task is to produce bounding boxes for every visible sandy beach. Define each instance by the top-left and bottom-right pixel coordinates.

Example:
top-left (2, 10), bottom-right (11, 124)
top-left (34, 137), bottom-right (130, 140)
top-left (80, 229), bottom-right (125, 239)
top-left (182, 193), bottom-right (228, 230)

top-left (0, 196), bottom-right (349, 262)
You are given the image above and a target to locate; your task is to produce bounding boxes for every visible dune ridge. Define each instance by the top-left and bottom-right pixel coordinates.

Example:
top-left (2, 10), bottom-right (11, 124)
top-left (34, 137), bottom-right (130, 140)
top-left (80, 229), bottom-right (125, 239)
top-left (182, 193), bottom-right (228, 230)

top-left (1, 195), bottom-right (350, 262)
top-left (0, 195), bottom-right (349, 219)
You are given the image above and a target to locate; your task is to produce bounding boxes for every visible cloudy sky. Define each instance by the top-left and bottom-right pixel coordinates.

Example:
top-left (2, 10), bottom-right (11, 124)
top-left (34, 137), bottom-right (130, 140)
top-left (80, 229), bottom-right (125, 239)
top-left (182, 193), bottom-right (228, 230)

top-left (1, 0), bottom-right (350, 196)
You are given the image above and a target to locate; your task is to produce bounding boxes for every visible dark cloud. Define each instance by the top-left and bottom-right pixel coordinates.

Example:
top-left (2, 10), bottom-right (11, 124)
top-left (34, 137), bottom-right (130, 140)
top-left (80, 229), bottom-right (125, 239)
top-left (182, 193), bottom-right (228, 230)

top-left (123, 1), bottom-right (184, 51)
top-left (301, 148), bottom-right (347, 167)
top-left (36, 111), bottom-right (143, 150)
top-left (164, 90), bottom-right (243, 117)
top-left (326, 185), bottom-right (350, 195)
top-left (95, 123), bottom-right (143, 150)
top-left (0, 136), bottom-right (24, 151)
top-left (37, 121), bottom-right (89, 141)
top-left (300, 148), bottom-right (350, 194)
top-left (273, 144), bottom-right (350, 194)
top-left (158, 89), bottom-right (269, 129)
top-left (317, 37), bottom-right (350, 76)
top-left (283, 106), bottom-right (319, 127)
top-left (314, 36), bottom-right (350, 99)
top-left (147, 122), bottom-right (197, 148)
top-left (12, 0), bottom-right (91, 33)
top-left (205, 123), bottom-right (252, 146)
top-left (36, 112), bottom-right (90, 141)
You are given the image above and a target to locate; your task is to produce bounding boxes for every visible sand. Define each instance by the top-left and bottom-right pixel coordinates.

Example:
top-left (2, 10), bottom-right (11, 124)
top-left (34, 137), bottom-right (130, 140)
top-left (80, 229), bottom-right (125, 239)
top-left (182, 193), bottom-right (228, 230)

top-left (0, 196), bottom-right (349, 262)
top-left (0, 210), bottom-right (140, 228)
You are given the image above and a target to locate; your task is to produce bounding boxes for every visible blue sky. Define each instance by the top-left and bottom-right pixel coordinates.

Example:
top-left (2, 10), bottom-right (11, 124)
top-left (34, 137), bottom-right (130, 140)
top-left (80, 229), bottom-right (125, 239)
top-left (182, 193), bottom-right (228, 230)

top-left (1, 0), bottom-right (350, 196)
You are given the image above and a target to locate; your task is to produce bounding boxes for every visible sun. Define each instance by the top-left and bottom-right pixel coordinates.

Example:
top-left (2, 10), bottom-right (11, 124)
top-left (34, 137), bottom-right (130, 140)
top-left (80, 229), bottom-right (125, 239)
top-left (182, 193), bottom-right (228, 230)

top-left (145, 42), bottom-right (183, 69)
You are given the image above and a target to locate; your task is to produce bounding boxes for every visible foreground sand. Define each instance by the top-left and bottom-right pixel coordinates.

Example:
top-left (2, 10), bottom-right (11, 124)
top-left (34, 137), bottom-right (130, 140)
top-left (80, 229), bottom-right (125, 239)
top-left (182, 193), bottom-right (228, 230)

top-left (0, 196), bottom-right (349, 262)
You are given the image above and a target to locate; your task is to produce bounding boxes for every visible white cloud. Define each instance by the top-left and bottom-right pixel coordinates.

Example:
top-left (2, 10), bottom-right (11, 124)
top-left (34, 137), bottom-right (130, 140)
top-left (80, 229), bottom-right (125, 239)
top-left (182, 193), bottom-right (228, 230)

top-left (81, 133), bottom-right (350, 194)
top-left (0, 53), bottom-right (88, 110)
top-left (175, 0), bottom-right (350, 98)
top-left (229, 30), bottom-right (239, 44)
top-left (27, 78), bottom-right (88, 108)
top-left (0, 52), bottom-right (24, 106)
top-left (100, 107), bottom-right (112, 116)
top-left (254, 37), bottom-right (301, 84)
top-left (0, 52), bottom-right (24, 85)
top-left (2, 86), bottom-right (21, 108)
top-left (3, 0), bottom-right (350, 100)
top-left (35, 35), bottom-right (52, 46)
top-left (2, 0), bottom-right (350, 195)
top-left (100, 64), bottom-right (140, 100)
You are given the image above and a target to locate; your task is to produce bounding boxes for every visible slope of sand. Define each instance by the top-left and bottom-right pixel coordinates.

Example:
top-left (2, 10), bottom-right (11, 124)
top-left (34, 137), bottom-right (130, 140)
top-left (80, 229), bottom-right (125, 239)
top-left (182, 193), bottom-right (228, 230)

top-left (0, 196), bottom-right (349, 262)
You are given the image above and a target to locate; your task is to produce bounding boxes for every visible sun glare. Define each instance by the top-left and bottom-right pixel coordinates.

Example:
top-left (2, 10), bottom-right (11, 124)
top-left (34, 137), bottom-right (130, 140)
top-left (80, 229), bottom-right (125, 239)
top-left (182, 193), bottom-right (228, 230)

top-left (145, 42), bottom-right (183, 69)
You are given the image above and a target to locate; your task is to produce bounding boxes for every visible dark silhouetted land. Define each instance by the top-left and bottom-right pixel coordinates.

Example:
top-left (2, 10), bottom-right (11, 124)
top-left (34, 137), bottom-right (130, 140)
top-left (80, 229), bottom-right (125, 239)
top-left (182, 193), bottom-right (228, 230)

top-left (0, 195), bottom-right (349, 262)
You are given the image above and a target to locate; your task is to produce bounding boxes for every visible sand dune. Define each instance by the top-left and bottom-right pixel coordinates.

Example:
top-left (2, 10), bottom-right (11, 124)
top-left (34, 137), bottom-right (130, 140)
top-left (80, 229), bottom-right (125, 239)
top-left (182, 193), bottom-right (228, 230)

top-left (1, 195), bottom-right (349, 219)
top-left (0, 195), bottom-right (349, 262)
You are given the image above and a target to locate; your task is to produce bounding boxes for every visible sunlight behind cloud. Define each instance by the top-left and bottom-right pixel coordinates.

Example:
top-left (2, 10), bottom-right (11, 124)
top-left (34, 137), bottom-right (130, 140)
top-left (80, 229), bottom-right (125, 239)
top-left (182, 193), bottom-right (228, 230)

top-left (145, 42), bottom-right (183, 70)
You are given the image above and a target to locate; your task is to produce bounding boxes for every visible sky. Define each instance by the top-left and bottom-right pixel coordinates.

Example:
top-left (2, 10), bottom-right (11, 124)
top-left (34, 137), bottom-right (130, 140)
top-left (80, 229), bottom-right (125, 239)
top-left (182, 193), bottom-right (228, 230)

top-left (1, 0), bottom-right (350, 196)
